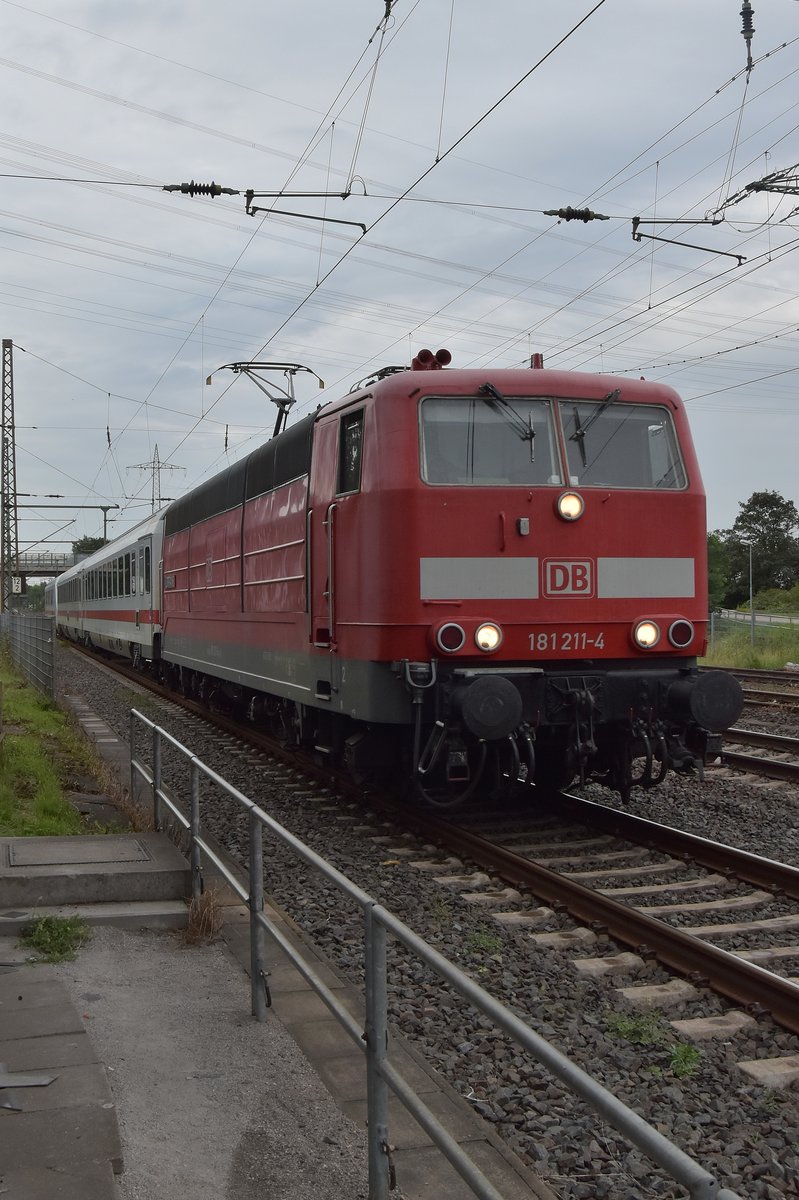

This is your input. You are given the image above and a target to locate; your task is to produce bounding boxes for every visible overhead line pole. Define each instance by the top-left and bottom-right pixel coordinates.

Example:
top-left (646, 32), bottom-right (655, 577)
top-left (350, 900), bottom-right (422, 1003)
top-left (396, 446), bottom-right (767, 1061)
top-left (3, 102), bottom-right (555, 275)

top-left (1, 339), bottom-right (20, 610)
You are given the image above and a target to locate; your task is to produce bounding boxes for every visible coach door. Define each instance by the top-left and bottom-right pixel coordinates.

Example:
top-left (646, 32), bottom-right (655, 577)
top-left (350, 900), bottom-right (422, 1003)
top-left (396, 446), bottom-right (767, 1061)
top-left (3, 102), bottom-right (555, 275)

top-left (136, 536), bottom-right (153, 630)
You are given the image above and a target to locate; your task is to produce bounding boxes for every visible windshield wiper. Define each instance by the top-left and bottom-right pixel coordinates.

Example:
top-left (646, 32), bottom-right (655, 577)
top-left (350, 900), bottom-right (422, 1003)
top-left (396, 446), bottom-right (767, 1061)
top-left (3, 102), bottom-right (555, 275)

top-left (568, 387), bottom-right (621, 467)
top-left (478, 383), bottom-right (536, 460)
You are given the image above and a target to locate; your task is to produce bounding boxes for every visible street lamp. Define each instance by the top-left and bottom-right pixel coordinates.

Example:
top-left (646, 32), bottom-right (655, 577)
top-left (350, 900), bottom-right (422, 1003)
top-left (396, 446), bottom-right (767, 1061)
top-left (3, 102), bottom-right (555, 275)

top-left (741, 541), bottom-right (755, 646)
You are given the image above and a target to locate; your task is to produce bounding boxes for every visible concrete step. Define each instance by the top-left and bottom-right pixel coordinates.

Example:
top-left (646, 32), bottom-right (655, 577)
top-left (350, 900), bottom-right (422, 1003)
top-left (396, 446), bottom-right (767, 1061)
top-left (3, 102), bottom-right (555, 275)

top-left (0, 899), bottom-right (189, 935)
top-left (0, 833), bottom-right (191, 907)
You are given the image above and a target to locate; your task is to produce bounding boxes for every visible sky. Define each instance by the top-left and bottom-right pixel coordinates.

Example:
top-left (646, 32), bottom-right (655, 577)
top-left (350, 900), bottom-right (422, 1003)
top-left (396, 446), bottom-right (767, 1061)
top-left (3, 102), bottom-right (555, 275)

top-left (2, 0), bottom-right (799, 561)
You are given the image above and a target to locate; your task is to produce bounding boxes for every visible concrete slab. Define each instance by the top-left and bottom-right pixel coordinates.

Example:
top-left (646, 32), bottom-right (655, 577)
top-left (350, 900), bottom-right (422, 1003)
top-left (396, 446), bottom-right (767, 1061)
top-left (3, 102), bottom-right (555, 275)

top-left (0, 1162), bottom-right (117, 1200)
top-left (0, 999), bottom-right (86, 1041)
top-left (688, 913), bottom-right (799, 938)
top-left (571, 952), bottom-right (645, 978)
top-left (0, 1032), bottom-right (99, 1070)
top-left (461, 887), bottom-right (523, 906)
top-left (734, 944), bottom-right (799, 964)
top-left (0, 1061), bottom-right (113, 1112)
top-left (0, 832), bottom-right (190, 906)
top-left (0, 973), bottom-right (70, 1007)
top-left (0, 1103), bottom-right (123, 1174)
top-left (391, 1138), bottom-right (558, 1200)
top-left (493, 909), bottom-right (555, 929)
top-left (283, 1016), bottom-right (365, 1062)
top-left (636, 889), bottom-right (770, 915)
top-left (670, 1011), bottom-right (757, 1041)
top-left (341, 1087), bottom-right (494, 1150)
top-left (616, 979), bottom-right (700, 1010)
top-left (530, 927), bottom-right (597, 949)
top-left (269, 985), bottom-right (361, 1026)
top-left (737, 1054), bottom-right (799, 1088)
top-left (8, 837), bottom-right (149, 867)
top-left (314, 1048), bottom-right (438, 1104)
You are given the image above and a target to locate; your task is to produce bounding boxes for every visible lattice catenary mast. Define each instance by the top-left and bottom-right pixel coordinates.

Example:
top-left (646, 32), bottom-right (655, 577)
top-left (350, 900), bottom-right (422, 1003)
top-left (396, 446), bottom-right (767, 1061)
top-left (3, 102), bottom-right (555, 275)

top-left (1, 339), bottom-right (19, 610)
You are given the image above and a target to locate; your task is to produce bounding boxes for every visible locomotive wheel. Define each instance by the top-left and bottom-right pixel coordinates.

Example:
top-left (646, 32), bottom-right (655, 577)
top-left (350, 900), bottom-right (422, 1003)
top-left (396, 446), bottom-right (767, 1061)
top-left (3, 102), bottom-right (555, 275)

top-left (533, 748), bottom-right (574, 796)
top-left (486, 739), bottom-right (527, 804)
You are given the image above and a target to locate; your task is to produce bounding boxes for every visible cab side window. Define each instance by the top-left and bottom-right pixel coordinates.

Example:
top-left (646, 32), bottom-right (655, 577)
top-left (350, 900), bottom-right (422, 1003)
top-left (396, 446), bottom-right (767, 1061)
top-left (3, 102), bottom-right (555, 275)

top-left (338, 410), bottom-right (364, 495)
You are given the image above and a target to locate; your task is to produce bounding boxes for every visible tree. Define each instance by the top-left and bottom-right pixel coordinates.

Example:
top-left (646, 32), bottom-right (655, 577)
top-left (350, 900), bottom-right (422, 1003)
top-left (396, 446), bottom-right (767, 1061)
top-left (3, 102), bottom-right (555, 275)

top-left (72, 535), bottom-right (107, 558)
top-left (721, 491), bottom-right (799, 608)
top-left (707, 532), bottom-right (729, 611)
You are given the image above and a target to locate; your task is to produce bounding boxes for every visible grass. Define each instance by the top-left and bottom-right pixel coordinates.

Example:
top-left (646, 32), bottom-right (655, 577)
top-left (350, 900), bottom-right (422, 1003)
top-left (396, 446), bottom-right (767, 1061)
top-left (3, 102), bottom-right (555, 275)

top-left (20, 915), bottom-right (91, 962)
top-left (606, 1008), bottom-right (669, 1046)
top-left (669, 1042), bottom-right (702, 1078)
top-left (703, 623), bottom-right (799, 669)
top-left (605, 1008), bottom-right (703, 1079)
top-left (466, 928), bottom-right (503, 955)
top-left (0, 652), bottom-right (101, 836)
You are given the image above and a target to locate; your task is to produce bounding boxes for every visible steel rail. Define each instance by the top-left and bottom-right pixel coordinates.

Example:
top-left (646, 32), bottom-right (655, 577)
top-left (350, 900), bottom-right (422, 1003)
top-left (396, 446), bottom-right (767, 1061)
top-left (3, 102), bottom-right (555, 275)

top-left (397, 807), bottom-right (799, 1036)
top-left (742, 687), bottom-right (799, 707)
top-left (719, 749), bottom-right (799, 783)
top-left (726, 726), bottom-right (799, 754)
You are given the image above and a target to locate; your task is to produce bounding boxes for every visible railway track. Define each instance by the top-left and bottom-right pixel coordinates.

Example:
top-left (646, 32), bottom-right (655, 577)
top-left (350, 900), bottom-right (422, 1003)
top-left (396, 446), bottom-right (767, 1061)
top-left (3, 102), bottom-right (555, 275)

top-left (71, 642), bottom-right (799, 1036)
top-left (742, 687), bottom-right (799, 709)
top-left (708, 666), bottom-right (799, 687)
top-left (390, 797), bottom-right (799, 1038)
top-left (721, 727), bottom-right (799, 783)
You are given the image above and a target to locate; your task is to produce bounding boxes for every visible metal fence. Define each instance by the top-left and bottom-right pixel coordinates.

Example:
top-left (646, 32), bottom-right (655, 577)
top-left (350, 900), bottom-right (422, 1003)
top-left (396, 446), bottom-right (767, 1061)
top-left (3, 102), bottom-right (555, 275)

top-left (709, 609), bottom-right (799, 654)
top-left (129, 708), bottom-right (741, 1200)
top-left (0, 612), bottom-right (55, 696)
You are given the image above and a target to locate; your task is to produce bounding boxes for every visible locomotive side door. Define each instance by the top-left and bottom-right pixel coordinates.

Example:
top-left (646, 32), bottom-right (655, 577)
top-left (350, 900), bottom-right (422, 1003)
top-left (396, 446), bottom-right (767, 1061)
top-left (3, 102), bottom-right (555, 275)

top-left (308, 406), bottom-right (364, 696)
top-left (308, 416), bottom-right (339, 697)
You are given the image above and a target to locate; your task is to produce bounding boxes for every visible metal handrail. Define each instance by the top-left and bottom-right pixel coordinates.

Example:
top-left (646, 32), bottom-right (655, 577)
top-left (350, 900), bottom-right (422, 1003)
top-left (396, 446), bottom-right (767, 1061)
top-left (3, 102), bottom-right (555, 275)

top-left (129, 709), bottom-right (741, 1200)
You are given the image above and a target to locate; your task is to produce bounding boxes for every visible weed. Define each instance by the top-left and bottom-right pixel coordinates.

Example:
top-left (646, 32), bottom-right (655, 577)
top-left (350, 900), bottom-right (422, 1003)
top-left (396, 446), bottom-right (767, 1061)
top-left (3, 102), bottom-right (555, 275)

top-left (467, 929), bottom-right (503, 955)
top-left (669, 1042), bottom-right (702, 1078)
top-left (430, 895), bottom-right (453, 929)
top-left (757, 1089), bottom-right (782, 1115)
top-left (605, 1008), bottom-right (670, 1047)
top-left (181, 887), bottom-right (223, 945)
top-left (20, 916), bottom-right (90, 962)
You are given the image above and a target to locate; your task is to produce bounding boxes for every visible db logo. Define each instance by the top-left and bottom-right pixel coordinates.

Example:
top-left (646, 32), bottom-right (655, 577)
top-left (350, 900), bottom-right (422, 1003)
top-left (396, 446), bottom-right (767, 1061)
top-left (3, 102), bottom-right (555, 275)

top-left (543, 559), bottom-right (594, 597)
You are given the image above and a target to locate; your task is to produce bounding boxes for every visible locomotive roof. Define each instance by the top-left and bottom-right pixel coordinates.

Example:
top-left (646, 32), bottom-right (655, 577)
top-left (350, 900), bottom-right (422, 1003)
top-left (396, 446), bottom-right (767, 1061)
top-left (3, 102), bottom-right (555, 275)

top-left (320, 365), bottom-right (683, 416)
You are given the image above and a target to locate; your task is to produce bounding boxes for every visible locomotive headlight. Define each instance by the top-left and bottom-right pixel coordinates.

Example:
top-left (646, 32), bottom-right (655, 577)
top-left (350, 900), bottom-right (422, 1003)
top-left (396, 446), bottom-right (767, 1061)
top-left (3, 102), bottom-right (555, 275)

top-left (633, 620), bottom-right (660, 649)
top-left (556, 491), bottom-right (584, 521)
top-left (475, 622), bottom-right (503, 652)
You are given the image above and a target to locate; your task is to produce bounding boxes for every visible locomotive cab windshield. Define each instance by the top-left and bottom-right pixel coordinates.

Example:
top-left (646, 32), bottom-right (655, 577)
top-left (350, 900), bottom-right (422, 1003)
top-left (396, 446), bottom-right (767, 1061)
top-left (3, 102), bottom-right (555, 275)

top-left (420, 392), bottom-right (687, 491)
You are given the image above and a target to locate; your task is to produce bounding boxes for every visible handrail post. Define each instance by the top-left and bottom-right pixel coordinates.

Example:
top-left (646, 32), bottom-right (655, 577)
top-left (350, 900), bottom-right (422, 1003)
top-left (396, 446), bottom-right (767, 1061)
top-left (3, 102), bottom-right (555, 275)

top-left (249, 810), bottom-right (267, 1021)
top-left (152, 726), bottom-right (162, 829)
top-left (129, 710), bottom-right (137, 811)
top-left (190, 760), bottom-right (202, 903)
top-left (364, 905), bottom-right (390, 1200)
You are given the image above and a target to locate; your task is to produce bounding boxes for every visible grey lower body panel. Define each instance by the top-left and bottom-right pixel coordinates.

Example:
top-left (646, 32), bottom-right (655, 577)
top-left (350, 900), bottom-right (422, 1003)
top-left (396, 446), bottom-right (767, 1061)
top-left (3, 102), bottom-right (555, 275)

top-left (163, 634), bottom-right (412, 723)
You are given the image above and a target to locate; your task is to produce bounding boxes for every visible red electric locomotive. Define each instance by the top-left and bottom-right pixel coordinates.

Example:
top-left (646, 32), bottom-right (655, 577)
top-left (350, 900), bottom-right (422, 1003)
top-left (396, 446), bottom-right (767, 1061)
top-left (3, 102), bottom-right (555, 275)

top-left (157, 351), bottom-right (741, 805)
